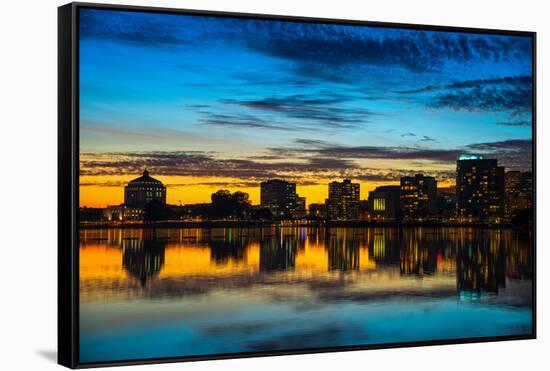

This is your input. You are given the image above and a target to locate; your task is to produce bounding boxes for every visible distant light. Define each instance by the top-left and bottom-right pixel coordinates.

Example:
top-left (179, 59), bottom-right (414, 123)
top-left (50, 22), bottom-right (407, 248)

top-left (458, 154), bottom-right (483, 161)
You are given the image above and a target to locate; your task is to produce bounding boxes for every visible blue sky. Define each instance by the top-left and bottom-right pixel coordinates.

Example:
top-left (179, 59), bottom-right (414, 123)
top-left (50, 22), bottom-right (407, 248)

top-left (79, 8), bottom-right (533, 192)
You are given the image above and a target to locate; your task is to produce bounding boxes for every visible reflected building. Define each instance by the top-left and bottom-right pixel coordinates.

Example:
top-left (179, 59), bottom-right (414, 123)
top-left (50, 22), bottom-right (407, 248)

top-left (122, 236), bottom-right (166, 286)
top-left (400, 174), bottom-right (437, 222)
top-left (260, 179), bottom-right (297, 218)
top-left (259, 235), bottom-right (297, 271)
top-left (326, 179), bottom-right (360, 220)
top-left (368, 185), bottom-right (401, 221)
top-left (400, 230), bottom-right (438, 276)
top-left (327, 231), bottom-right (361, 271)
top-left (504, 229), bottom-right (533, 279)
top-left (456, 155), bottom-right (505, 222)
top-left (456, 232), bottom-right (506, 298)
top-left (368, 228), bottom-right (401, 265)
top-left (210, 237), bottom-right (248, 266)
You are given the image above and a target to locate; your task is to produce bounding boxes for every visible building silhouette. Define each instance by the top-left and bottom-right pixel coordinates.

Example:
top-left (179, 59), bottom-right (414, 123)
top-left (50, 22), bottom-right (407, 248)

top-left (103, 170), bottom-right (166, 221)
top-left (437, 186), bottom-right (457, 221)
top-left (308, 203), bottom-right (327, 218)
top-left (260, 179), bottom-right (297, 217)
top-left (292, 195), bottom-right (307, 218)
top-left (125, 169), bottom-right (166, 207)
top-left (400, 174), bottom-right (437, 221)
top-left (326, 179), bottom-right (360, 220)
top-left (367, 185), bottom-right (401, 221)
top-left (456, 155), bottom-right (504, 222)
top-left (504, 171), bottom-right (522, 218)
top-left (517, 172), bottom-right (533, 211)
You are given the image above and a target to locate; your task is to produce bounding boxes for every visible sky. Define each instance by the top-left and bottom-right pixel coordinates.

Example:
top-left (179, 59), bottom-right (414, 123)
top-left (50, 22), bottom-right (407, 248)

top-left (79, 8), bottom-right (533, 208)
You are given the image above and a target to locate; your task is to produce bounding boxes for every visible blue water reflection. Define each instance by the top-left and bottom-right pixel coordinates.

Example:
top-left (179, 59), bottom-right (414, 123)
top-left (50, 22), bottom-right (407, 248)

top-left (79, 227), bottom-right (532, 363)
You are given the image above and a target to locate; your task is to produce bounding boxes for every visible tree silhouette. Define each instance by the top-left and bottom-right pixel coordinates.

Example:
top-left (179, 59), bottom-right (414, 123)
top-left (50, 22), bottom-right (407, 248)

top-left (144, 200), bottom-right (175, 221)
top-left (209, 190), bottom-right (251, 220)
top-left (252, 207), bottom-right (273, 220)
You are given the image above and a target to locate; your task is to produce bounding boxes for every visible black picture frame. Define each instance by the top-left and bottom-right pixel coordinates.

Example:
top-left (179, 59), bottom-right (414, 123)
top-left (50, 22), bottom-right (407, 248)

top-left (58, 2), bottom-right (537, 368)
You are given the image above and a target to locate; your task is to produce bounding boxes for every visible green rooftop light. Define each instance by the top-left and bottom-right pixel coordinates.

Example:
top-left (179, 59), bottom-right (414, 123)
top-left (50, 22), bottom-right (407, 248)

top-left (458, 154), bottom-right (484, 160)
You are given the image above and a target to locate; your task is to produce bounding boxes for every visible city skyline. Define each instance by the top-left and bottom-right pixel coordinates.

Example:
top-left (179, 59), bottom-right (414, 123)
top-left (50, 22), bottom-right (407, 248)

top-left (80, 155), bottom-right (527, 209)
top-left (74, 7), bottom-right (534, 364)
top-left (79, 9), bottom-right (533, 208)
top-left (86, 156), bottom-right (533, 225)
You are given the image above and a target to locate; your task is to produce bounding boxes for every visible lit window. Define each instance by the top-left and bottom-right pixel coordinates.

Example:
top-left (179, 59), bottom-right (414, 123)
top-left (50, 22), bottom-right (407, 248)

top-left (374, 198), bottom-right (386, 211)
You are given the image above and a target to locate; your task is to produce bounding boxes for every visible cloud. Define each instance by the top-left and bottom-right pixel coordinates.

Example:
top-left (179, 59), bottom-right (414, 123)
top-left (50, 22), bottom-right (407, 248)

top-left (81, 121), bottom-right (204, 141)
top-left (80, 9), bottom-right (190, 48)
top-left (398, 75), bottom-right (533, 115)
top-left (495, 120), bottom-right (532, 127)
top-left (419, 135), bottom-right (437, 142)
top-left (186, 92), bottom-right (376, 132)
top-left (266, 137), bottom-right (532, 171)
top-left (197, 113), bottom-right (295, 131)
top-left (429, 86), bottom-right (532, 115)
top-left (79, 180), bottom-right (128, 187)
top-left (466, 139), bottom-right (533, 170)
top-left (80, 136), bottom-right (532, 186)
top-left (222, 94), bottom-right (374, 129)
top-left (398, 75), bottom-right (531, 94)
top-left (240, 21), bottom-right (531, 74)
top-left (80, 151), bottom-right (358, 183)
top-left (165, 181), bottom-right (261, 188)
top-left (401, 133), bottom-right (416, 137)
top-left (293, 139), bottom-right (336, 147)
top-left (466, 139), bottom-right (531, 152)
top-left (81, 9), bottom-right (532, 81)
top-left (268, 144), bottom-right (462, 163)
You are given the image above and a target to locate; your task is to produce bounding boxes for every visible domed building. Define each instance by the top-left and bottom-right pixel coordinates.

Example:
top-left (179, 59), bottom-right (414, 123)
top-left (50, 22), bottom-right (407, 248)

top-left (103, 170), bottom-right (167, 221)
top-left (124, 169), bottom-right (166, 207)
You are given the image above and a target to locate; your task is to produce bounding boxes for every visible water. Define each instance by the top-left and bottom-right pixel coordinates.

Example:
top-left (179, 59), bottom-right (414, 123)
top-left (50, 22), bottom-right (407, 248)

top-left (79, 227), bottom-right (533, 363)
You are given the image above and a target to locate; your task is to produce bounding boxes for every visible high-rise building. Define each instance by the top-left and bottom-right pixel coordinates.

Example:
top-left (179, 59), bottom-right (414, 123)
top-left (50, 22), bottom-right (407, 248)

top-left (505, 171), bottom-right (522, 193)
top-left (326, 179), bottom-right (360, 220)
top-left (292, 195), bottom-right (307, 218)
top-left (437, 186), bottom-right (457, 221)
top-left (367, 185), bottom-right (401, 221)
top-left (400, 174), bottom-right (437, 221)
top-left (456, 155), bottom-right (504, 222)
top-left (260, 179), bottom-right (297, 217)
top-left (517, 171), bottom-right (533, 210)
top-left (308, 203), bottom-right (327, 218)
top-left (124, 169), bottom-right (166, 207)
top-left (504, 171), bottom-right (522, 218)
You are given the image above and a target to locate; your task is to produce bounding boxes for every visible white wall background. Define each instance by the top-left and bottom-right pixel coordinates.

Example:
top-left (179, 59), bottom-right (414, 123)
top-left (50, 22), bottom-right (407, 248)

top-left (0, 0), bottom-right (547, 369)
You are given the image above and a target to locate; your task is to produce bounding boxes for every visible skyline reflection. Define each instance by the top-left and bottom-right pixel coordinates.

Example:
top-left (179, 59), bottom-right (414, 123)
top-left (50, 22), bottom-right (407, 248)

top-left (79, 226), bottom-right (532, 363)
top-left (80, 227), bottom-right (532, 300)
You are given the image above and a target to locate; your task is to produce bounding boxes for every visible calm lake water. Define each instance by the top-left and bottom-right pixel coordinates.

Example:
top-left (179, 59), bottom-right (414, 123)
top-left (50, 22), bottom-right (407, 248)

top-left (79, 227), bottom-right (533, 363)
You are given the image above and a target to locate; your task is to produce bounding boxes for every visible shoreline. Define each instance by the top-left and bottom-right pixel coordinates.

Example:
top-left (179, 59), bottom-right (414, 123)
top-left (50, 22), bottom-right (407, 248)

top-left (79, 220), bottom-right (529, 230)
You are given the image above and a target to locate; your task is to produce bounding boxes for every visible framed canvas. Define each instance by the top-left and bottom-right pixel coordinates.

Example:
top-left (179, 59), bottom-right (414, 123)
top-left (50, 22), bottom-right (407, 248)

top-left (58, 2), bottom-right (536, 368)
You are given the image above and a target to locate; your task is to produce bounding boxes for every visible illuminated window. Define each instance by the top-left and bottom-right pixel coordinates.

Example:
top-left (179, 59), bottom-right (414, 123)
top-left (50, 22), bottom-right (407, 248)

top-left (374, 198), bottom-right (386, 211)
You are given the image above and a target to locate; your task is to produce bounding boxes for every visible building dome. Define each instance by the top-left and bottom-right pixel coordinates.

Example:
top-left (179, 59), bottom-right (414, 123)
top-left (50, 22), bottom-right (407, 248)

top-left (128, 169), bottom-right (163, 185)
top-left (124, 170), bottom-right (166, 207)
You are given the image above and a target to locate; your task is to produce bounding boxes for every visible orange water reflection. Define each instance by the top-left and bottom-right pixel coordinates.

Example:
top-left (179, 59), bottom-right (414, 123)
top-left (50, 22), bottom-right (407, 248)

top-left (80, 227), bottom-right (532, 303)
